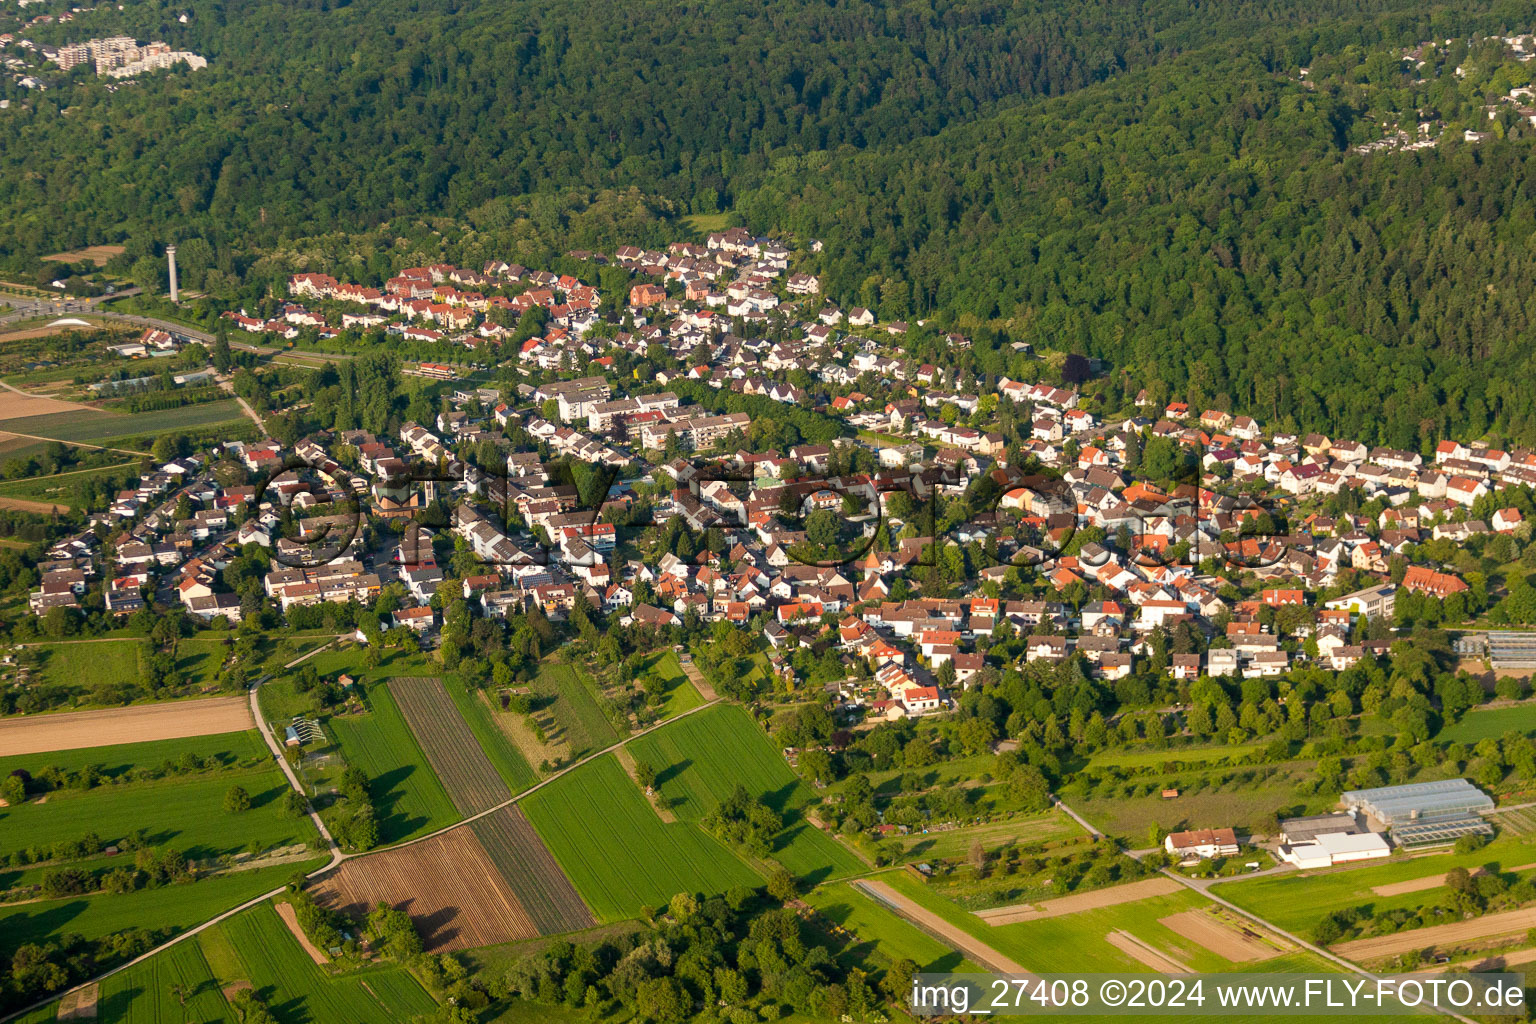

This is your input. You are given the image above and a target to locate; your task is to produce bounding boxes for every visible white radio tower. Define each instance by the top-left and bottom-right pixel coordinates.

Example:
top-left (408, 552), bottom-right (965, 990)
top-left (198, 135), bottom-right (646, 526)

top-left (166, 245), bottom-right (179, 303)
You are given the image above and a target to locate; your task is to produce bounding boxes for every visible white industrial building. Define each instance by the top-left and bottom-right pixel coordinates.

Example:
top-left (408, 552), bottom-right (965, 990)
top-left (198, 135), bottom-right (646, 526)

top-left (1279, 830), bottom-right (1391, 869)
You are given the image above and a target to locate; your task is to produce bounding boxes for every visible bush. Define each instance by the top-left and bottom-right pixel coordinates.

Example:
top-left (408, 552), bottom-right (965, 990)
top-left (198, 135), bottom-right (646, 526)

top-left (1453, 833), bottom-right (1490, 855)
top-left (224, 785), bottom-right (252, 813)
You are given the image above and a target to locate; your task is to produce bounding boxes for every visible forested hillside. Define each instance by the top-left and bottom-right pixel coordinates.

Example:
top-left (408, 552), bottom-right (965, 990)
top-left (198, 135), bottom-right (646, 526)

top-left (743, 42), bottom-right (1536, 449)
top-left (0, 0), bottom-right (1502, 259)
top-left (4, 0), bottom-right (1536, 446)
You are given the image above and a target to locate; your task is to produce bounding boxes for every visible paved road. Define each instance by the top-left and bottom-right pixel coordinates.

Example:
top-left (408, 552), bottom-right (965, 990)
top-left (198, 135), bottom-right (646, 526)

top-left (1051, 794), bottom-right (1104, 839)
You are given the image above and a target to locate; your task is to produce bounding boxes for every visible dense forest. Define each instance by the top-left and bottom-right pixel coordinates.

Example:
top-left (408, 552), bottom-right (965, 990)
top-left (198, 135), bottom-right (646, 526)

top-left (6, 0), bottom-right (1536, 446)
top-left (0, 0), bottom-right (1510, 257)
top-left (743, 40), bottom-right (1536, 448)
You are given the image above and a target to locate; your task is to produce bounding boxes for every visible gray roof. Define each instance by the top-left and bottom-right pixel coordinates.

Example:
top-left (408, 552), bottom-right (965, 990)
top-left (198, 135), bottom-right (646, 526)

top-left (1341, 779), bottom-right (1494, 825)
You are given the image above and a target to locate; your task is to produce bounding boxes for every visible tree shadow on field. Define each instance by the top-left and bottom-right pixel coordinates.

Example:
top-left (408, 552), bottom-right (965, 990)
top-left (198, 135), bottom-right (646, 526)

top-left (652, 759), bottom-right (692, 790)
top-left (0, 899), bottom-right (88, 959)
top-left (372, 764), bottom-right (427, 842)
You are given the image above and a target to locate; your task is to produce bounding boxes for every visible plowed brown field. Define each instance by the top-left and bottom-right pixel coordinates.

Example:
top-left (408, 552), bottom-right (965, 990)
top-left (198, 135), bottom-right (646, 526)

top-left (312, 827), bottom-right (538, 951)
top-left (0, 697), bottom-right (252, 754)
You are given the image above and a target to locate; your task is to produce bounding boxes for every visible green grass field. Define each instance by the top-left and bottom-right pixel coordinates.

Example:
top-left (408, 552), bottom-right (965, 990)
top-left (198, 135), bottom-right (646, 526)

top-left (0, 861), bottom-right (319, 959)
top-left (0, 729), bottom-right (267, 782)
top-left (30, 638), bottom-right (142, 691)
top-left (807, 881), bottom-right (980, 973)
top-left (643, 651), bottom-right (705, 718)
top-left (213, 902), bottom-right (437, 1023)
top-left (12, 936), bottom-right (234, 1024)
top-left (0, 461), bottom-right (138, 502)
top-left (627, 705), bottom-right (864, 883)
top-left (1059, 764), bottom-right (1323, 842)
top-left (1439, 702), bottom-right (1536, 743)
top-left (328, 683), bottom-right (458, 844)
top-left (443, 677), bottom-right (538, 793)
top-left (0, 400), bottom-right (249, 445)
top-left (1085, 741), bottom-right (1267, 770)
top-left (532, 659), bottom-right (621, 757)
top-left (0, 756), bottom-right (314, 865)
top-left (521, 754), bottom-right (760, 921)
top-left (897, 812), bottom-right (1085, 862)
top-left (1212, 834), bottom-right (1536, 934)
top-left (878, 873), bottom-right (1315, 975)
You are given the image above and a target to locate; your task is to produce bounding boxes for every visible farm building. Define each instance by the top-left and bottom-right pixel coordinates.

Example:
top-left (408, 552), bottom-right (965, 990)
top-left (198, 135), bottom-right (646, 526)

top-left (1164, 827), bottom-right (1239, 860)
top-left (1341, 779), bottom-right (1494, 825)
top-left (1279, 831), bottom-right (1391, 869)
top-left (1279, 812), bottom-right (1364, 844)
top-left (1340, 779), bottom-right (1495, 849)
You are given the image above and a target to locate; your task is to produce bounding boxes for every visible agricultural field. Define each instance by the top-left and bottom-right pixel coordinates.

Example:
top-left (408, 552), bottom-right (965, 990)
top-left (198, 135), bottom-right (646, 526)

top-left (896, 811), bottom-right (1085, 862)
top-left (470, 806), bottom-right (597, 935)
top-left (1213, 834), bottom-right (1536, 934)
top-left (311, 824), bottom-right (540, 951)
top-left (0, 861), bottom-right (316, 958)
top-left (214, 903), bottom-right (437, 1022)
top-left (1439, 703), bottom-right (1536, 744)
top-left (390, 676), bottom-right (511, 815)
top-left (627, 704), bottom-right (864, 882)
top-left (0, 728), bottom-right (268, 782)
top-left (878, 873), bottom-right (1305, 975)
top-left (0, 755), bottom-right (312, 864)
top-left (806, 881), bottom-right (979, 973)
top-left (12, 936), bottom-right (232, 1024)
top-left (521, 754), bottom-right (760, 921)
top-left (443, 677), bottom-right (538, 792)
top-left (0, 400), bottom-right (250, 446)
top-left (328, 683), bottom-right (458, 844)
top-left (530, 658), bottom-right (621, 757)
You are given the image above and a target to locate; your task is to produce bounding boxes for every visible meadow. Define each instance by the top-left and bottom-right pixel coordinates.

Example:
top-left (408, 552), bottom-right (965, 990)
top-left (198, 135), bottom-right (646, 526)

top-left (212, 902), bottom-right (437, 1023)
top-left (29, 638), bottom-right (141, 691)
top-left (0, 400), bottom-right (249, 445)
top-left (1058, 762), bottom-right (1324, 841)
top-left (806, 881), bottom-right (980, 973)
top-left (521, 754), bottom-right (760, 921)
top-left (443, 676), bottom-right (537, 793)
top-left (0, 759), bottom-right (312, 863)
top-left (1084, 741), bottom-right (1267, 770)
top-left (532, 659), bottom-right (621, 757)
top-left (876, 873), bottom-right (1323, 976)
top-left (641, 650), bottom-right (705, 718)
top-left (626, 705), bottom-right (864, 883)
top-left (896, 811), bottom-right (1084, 862)
top-left (1212, 834), bottom-right (1536, 933)
top-left (1438, 702), bottom-right (1536, 744)
top-left (0, 729), bottom-right (267, 782)
top-left (0, 861), bottom-right (317, 957)
top-left (328, 683), bottom-right (458, 844)
top-left (12, 938), bottom-right (233, 1024)
top-left (0, 461), bottom-right (138, 502)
